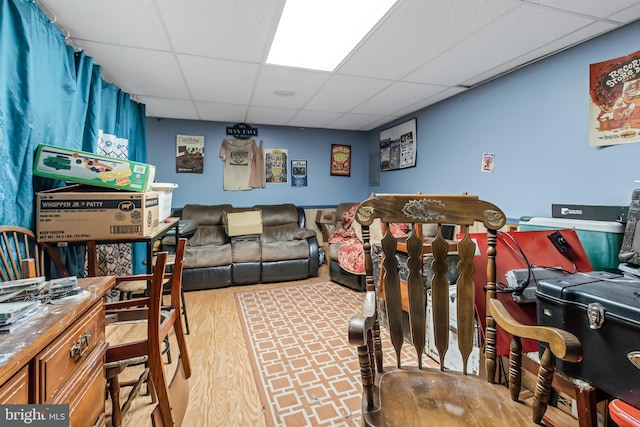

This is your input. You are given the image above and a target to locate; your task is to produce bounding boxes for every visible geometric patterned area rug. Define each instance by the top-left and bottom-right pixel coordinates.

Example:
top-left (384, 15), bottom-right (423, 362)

top-left (235, 282), bottom-right (436, 427)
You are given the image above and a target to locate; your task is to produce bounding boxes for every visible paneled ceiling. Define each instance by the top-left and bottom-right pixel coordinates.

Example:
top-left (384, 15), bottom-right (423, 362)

top-left (36, 0), bottom-right (640, 131)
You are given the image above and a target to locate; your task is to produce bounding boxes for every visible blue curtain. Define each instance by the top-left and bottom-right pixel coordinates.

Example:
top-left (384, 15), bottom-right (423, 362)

top-left (0, 0), bottom-right (148, 274)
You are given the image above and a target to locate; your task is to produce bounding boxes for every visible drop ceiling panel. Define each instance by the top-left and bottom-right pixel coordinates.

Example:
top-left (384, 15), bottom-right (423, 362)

top-left (338, 0), bottom-right (517, 80)
top-left (80, 41), bottom-right (189, 99)
top-left (329, 113), bottom-right (394, 131)
top-left (138, 97), bottom-right (199, 120)
top-left (352, 82), bottom-right (447, 115)
top-left (305, 75), bottom-right (393, 113)
top-left (246, 106), bottom-right (298, 126)
top-left (526, 0), bottom-right (639, 19)
top-left (179, 55), bottom-right (259, 104)
top-left (608, 3), bottom-right (640, 22)
top-left (287, 111), bottom-right (344, 129)
top-left (156, 0), bottom-right (284, 62)
top-left (39, 0), bottom-right (170, 50)
top-left (251, 66), bottom-right (331, 109)
top-left (461, 21), bottom-right (618, 87)
top-left (394, 87), bottom-right (468, 117)
top-left (405, 3), bottom-right (598, 87)
top-left (195, 101), bottom-right (249, 123)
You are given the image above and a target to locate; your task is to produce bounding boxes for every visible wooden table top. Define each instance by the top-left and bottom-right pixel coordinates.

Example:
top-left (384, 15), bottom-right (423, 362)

top-left (0, 275), bottom-right (115, 384)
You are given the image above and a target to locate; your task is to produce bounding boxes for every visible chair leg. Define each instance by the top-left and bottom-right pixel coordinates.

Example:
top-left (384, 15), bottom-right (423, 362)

top-left (108, 369), bottom-right (123, 427)
top-left (181, 289), bottom-right (190, 335)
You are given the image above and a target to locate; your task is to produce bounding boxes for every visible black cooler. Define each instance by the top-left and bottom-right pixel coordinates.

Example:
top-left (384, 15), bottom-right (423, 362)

top-left (536, 271), bottom-right (640, 407)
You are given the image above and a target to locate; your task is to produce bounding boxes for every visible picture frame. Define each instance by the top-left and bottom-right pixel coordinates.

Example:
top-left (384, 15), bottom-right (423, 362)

top-left (291, 160), bottom-right (307, 187)
top-left (176, 134), bottom-right (204, 174)
top-left (330, 144), bottom-right (351, 176)
top-left (379, 118), bottom-right (417, 171)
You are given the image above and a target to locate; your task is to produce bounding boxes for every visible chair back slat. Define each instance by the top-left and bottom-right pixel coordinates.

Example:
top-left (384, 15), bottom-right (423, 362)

top-left (430, 225), bottom-right (452, 371)
top-left (405, 228), bottom-right (425, 368)
top-left (380, 229), bottom-right (403, 366)
top-left (455, 228), bottom-right (477, 375)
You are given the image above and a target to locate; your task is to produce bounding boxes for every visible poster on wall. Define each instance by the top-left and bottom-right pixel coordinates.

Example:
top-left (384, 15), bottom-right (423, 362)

top-left (176, 134), bottom-right (204, 173)
top-left (291, 160), bottom-right (307, 187)
top-left (379, 118), bottom-right (416, 171)
top-left (330, 144), bottom-right (351, 176)
top-left (265, 148), bottom-right (288, 183)
top-left (589, 49), bottom-right (640, 147)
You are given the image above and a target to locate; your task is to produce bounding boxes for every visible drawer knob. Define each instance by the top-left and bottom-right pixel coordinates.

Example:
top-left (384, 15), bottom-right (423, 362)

top-left (69, 332), bottom-right (91, 358)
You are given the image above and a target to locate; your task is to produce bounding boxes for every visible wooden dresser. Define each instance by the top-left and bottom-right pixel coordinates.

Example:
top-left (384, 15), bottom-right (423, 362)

top-left (0, 276), bottom-right (115, 427)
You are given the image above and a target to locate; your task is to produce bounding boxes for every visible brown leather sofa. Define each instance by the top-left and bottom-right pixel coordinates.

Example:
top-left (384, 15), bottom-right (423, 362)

top-left (169, 203), bottom-right (320, 291)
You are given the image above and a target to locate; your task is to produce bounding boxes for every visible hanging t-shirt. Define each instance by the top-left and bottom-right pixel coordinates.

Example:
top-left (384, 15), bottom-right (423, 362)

top-left (250, 139), bottom-right (265, 188)
top-left (219, 139), bottom-right (255, 191)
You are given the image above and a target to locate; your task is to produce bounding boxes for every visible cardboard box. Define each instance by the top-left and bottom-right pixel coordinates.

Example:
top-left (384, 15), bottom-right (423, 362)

top-left (33, 144), bottom-right (156, 192)
top-left (36, 185), bottom-right (159, 242)
top-left (224, 210), bottom-right (263, 236)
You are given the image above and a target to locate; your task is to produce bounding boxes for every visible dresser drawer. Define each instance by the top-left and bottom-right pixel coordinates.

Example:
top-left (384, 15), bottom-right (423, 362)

top-left (0, 364), bottom-right (29, 404)
top-left (36, 302), bottom-right (105, 402)
top-left (51, 341), bottom-right (107, 427)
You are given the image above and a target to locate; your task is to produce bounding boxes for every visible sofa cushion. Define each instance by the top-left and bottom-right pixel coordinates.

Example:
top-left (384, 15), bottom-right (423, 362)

top-left (262, 240), bottom-right (309, 262)
top-left (255, 204), bottom-right (299, 226)
top-left (182, 204), bottom-right (233, 225)
top-left (188, 225), bottom-right (229, 247)
top-left (184, 244), bottom-right (232, 268)
top-left (261, 223), bottom-right (300, 243)
top-left (231, 239), bottom-right (261, 263)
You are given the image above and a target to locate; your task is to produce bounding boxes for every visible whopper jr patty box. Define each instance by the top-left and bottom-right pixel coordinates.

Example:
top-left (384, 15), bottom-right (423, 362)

top-left (33, 143), bottom-right (156, 192)
top-left (36, 185), bottom-right (159, 242)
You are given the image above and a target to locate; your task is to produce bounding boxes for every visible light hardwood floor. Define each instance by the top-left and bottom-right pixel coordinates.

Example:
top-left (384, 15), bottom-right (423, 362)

top-left (106, 264), bottom-right (331, 427)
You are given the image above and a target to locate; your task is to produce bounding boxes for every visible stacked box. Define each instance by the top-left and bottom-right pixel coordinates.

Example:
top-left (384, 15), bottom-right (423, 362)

top-left (33, 144), bottom-right (155, 192)
top-left (36, 185), bottom-right (159, 241)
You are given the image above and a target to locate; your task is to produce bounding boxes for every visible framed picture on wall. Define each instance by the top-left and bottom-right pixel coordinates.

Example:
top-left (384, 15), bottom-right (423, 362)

top-left (379, 118), bottom-right (416, 171)
top-left (330, 144), bottom-right (351, 176)
top-left (176, 134), bottom-right (204, 173)
top-left (291, 160), bottom-right (307, 187)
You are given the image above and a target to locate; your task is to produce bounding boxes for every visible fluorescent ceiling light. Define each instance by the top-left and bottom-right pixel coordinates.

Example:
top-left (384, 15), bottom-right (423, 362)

top-left (267, 0), bottom-right (398, 72)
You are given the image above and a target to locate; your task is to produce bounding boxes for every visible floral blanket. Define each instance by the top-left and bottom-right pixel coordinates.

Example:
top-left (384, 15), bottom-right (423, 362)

top-left (328, 204), bottom-right (407, 275)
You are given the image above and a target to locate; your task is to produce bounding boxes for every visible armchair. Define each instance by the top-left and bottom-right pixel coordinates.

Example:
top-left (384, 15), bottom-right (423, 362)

top-left (348, 193), bottom-right (582, 426)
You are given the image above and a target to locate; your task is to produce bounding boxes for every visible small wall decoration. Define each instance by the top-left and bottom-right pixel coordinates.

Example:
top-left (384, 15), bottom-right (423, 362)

top-left (291, 160), bottom-right (307, 187)
top-left (176, 134), bottom-right (204, 173)
top-left (589, 49), bottom-right (640, 147)
top-left (379, 118), bottom-right (417, 171)
top-left (330, 144), bottom-right (351, 176)
top-left (481, 152), bottom-right (495, 173)
top-left (265, 148), bottom-right (288, 183)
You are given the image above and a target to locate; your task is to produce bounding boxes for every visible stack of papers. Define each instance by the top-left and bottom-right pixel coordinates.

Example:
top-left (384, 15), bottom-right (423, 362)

top-left (0, 301), bottom-right (43, 333)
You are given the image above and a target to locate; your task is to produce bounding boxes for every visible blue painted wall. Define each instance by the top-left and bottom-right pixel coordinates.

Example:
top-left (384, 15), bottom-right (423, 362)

top-left (146, 119), bottom-right (370, 208)
top-left (147, 20), bottom-right (640, 218)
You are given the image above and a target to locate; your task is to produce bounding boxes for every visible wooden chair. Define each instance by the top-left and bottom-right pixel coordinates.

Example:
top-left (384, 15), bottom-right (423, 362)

top-left (105, 244), bottom-right (191, 427)
top-left (0, 225), bottom-right (69, 280)
top-left (349, 193), bottom-right (583, 426)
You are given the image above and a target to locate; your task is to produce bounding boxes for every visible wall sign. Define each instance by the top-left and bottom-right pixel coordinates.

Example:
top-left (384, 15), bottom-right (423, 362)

top-left (226, 123), bottom-right (258, 140)
top-left (379, 118), bottom-right (416, 171)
